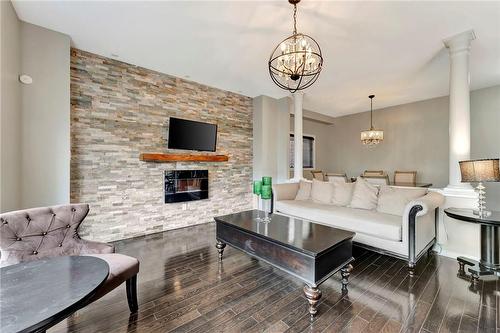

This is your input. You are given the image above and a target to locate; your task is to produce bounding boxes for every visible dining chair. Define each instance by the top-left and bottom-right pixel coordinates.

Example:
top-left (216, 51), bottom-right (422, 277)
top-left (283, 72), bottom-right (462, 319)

top-left (0, 204), bottom-right (140, 312)
top-left (362, 174), bottom-right (390, 185)
top-left (363, 170), bottom-right (386, 177)
top-left (394, 171), bottom-right (417, 184)
top-left (326, 173), bottom-right (348, 183)
top-left (310, 170), bottom-right (325, 181)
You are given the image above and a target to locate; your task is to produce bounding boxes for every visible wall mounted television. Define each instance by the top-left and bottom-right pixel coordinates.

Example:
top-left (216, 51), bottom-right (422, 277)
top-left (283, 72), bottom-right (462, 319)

top-left (167, 117), bottom-right (218, 152)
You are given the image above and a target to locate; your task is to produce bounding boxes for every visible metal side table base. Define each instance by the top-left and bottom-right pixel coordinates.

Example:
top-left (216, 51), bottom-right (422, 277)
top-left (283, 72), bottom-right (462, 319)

top-left (445, 208), bottom-right (500, 285)
top-left (457, 256), bottom-right (500, 286)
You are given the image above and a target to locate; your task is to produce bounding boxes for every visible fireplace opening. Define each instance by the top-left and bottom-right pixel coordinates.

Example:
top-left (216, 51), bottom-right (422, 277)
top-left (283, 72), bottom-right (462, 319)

top-left (164, 170), bottom-right (208, 203)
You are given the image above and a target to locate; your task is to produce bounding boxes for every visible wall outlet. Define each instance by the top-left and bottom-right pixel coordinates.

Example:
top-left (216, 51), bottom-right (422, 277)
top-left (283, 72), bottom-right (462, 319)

top-left (182, 203), bottom-right (188, 211)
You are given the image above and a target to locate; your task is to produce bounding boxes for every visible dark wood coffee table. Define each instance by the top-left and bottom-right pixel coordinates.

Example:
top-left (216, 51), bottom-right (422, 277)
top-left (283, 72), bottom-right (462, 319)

top-left (214, 210), bottom-right (355, 318)
top-left (0, 256), bottom-right (109, 333)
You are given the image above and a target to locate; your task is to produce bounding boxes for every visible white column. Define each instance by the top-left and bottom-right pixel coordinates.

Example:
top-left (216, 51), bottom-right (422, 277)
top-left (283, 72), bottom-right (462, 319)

top-left (443, 30), bottom-right (475, 190)
top-left (293, 92), bottom-right (304, 181)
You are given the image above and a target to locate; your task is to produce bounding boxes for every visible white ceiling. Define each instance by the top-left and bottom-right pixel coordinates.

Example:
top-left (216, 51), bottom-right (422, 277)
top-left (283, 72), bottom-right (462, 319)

top-left (12, 1), bottom-right (500, 117)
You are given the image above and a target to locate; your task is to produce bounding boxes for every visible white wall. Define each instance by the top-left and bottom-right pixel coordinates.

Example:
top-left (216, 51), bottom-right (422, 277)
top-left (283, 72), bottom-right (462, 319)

top-left (20, 23), bottom-right (70, 208)
top-left (0, 1), bottom-right (22, 212)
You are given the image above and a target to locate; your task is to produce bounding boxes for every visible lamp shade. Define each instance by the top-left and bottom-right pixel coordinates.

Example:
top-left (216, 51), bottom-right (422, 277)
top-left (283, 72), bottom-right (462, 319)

top-left (459, 159), bottom-right (500, 182)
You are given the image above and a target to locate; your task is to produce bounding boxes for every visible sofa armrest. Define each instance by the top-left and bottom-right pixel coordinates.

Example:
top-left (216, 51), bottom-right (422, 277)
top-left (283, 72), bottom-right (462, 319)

top-left (403, 191), bottom-right (444, 271)
top-left (272, 182), bottom-right (299, 201)
top-left (404, 191), bottom-right (445, 217)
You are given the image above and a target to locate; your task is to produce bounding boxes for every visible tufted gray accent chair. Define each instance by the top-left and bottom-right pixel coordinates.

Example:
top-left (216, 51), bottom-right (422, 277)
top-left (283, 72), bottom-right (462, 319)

top-left (0, 204), bottom-right (139, 312)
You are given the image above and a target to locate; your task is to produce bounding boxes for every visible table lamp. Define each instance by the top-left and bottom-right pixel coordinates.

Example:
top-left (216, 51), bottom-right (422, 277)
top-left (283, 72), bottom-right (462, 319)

top-left (459, 158), bottom-right (500, 217)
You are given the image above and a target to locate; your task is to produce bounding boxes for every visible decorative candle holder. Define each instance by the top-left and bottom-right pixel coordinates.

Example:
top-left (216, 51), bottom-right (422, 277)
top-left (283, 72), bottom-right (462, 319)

top-left (252, 180), bottom-right (263, 221)
top-left (261, 184), bottom-right (272, 223)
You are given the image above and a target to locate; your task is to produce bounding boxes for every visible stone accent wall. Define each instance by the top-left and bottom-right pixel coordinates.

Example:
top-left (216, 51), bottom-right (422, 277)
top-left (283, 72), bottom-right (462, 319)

top-left (70, 49), bottom-right (253, 242)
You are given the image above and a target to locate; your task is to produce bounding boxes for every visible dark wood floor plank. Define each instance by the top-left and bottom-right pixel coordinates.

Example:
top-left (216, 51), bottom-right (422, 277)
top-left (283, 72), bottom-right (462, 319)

top-left (44, 222), bottom-right (499, 333)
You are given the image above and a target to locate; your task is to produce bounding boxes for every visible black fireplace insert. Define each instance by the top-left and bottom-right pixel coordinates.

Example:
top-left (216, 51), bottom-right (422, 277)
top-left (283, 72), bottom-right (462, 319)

top-left (164, 170), bottom-right (208, 203)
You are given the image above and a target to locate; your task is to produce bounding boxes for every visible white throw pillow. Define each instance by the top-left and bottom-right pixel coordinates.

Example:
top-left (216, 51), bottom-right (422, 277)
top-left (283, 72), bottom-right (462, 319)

top-left (331, 182), bottom-right (355, 206)
top-left (349, 177), bottom-right (379, 210)
top-left (295, 180), bottom-right (312, 201)
top-left (377, 186), bottom-right (428, 216)
top-left (311, 179), bottom-right (334, 204)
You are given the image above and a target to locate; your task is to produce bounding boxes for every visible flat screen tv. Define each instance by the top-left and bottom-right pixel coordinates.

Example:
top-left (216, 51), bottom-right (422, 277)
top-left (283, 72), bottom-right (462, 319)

top-left (168, 117), bottom-right (217, 152)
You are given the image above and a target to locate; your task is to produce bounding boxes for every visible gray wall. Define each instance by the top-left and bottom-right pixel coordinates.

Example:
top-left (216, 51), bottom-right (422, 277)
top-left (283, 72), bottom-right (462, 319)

top-left (1, 1), bottom-right (22, 212)
top-left (253, 96), bottom-right (289, 183)
top-left (20, 23), bottom-right (71, 209)
top-left (290, 117), bottom-right (334, 180)
top-left (328, 96), bottom-right (450, 187)
top-left (471, 85), bottom-right (500, 210)
top-left (0, 5), bottom-right (71, 212)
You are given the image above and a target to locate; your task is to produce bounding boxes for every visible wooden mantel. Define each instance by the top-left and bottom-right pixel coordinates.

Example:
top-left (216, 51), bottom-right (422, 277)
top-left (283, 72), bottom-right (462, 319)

top-left (139, 153), bottom-right (229, 163)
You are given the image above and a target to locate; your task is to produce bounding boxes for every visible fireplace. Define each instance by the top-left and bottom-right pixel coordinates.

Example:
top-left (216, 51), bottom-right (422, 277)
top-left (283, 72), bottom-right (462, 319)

top-left (164, 170), bottom-right (208, 203)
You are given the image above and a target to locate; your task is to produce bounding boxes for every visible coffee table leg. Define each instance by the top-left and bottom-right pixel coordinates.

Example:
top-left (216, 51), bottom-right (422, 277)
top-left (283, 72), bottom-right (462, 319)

top-left (215, 240), bottom-right (226, 260)
top-left (303, 285), bottom-right (322, 320)
top-left (341, 263), bottom-right (353, 292)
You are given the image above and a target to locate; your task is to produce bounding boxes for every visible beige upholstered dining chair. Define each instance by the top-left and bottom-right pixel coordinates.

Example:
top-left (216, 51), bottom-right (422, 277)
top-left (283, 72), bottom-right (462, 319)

top-left (310, 170), bottom-right (325, 181)
top-left (394, 171), bottom-right (417, 184)
top-left (362, 174), bottom-right (390, 185)
top-left (326, 173), bottom-right (348, 183)
top-left (0, 204), bottom-right (140, 312)
top-left (363, 170), bottom-right (386, 177)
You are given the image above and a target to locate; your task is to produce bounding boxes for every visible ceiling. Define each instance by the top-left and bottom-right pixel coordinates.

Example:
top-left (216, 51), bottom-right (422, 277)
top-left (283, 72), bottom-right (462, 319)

top-left (12, 1), bottom-right (500, 117)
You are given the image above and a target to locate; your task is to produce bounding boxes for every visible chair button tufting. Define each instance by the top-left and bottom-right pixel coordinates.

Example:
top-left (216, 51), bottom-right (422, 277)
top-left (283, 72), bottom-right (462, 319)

top-left (42, 232), bottom-right (47, 236)
top-left (2, 220), bottom-right (7, 225)
top-left (71, 208), bottom-right (76, 212)
top-left (17, 237), bottom-right (22, 241)
top-left (66, 224), bottom-right (71, 228)
top-left (32, 251), bottom-right (38, 255)
top-left (58, 243), bottom-right (63, 247)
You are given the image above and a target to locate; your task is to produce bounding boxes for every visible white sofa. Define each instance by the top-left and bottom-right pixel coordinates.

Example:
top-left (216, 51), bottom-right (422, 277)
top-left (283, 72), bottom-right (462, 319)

top-left (272, 180), bottom-right (445, 271)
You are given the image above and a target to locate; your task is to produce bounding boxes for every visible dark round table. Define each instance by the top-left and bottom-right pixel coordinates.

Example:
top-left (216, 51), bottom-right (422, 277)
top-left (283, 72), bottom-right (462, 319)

top-left (0, 256), bottom-right (109, 333)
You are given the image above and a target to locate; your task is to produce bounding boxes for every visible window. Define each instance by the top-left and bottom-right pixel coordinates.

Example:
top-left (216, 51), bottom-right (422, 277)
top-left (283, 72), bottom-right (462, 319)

top-left (289, 134), bottom-right (315, 169)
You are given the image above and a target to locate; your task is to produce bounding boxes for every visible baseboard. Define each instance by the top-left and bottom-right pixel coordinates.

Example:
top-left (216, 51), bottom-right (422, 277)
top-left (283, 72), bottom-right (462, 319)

top-left (432, 244), bottom-right (479, 261)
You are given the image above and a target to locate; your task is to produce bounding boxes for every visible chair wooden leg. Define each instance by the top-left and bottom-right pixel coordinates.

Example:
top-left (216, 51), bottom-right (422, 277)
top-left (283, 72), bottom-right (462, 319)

top-left (126, 275), bottom-right (138, 313)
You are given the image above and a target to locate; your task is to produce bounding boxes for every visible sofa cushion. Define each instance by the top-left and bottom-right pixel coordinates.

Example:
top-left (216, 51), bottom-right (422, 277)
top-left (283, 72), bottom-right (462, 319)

top-left (349, 177), bottom-right (379, 210)
top-left (377, 186), bottom-right (428, 216)
top-left (295, 180), bottom-right (312, 201)
top-left (311, 179), bottom-right (333, 204)
top-left (331, 182), bottom-right (355, 206)
top-left (275, 200), bottom-right (402, 241)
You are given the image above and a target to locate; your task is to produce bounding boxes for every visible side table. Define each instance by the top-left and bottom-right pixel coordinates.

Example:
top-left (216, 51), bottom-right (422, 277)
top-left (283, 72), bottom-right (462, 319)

top-left (444, 208), bottom-right (500, 285)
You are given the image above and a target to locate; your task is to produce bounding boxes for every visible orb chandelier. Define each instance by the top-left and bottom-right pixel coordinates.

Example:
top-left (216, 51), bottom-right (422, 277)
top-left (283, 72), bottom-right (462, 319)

top-left (268, 0), bottom-right (323, 93)
top-left (361, 95), bottom-right (384, 146)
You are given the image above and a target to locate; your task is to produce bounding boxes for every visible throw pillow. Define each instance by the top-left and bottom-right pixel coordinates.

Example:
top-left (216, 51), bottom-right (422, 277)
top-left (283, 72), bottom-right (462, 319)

top-left (295, 180), bottom-right (312, 201)
top-left (331, 182), bottom-right (355, 206)
top-left (311, 179), bottom-right (334, 204)
top-left (349, 177), bottom-right (379, 210)
top-left (377, 186), bottom-right (428, 216)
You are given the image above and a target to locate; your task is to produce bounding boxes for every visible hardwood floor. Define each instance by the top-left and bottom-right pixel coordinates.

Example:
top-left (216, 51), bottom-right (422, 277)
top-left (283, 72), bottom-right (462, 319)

top-left (49, 222), bottom-right (499, 333)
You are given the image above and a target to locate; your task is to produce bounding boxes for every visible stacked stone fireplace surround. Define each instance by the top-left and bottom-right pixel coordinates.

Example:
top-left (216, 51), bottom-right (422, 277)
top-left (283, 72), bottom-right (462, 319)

top-left (70, 49), bottom-right (253, 242)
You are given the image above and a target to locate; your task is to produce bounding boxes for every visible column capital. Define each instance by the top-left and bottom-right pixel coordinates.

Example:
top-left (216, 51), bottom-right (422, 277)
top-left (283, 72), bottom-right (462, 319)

top-left (443, 30), bottom-right (476, 54)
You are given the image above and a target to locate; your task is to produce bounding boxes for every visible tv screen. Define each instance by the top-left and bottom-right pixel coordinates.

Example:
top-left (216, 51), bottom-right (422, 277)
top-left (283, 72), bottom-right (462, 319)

top-left (168, 117), bottom-right (217, 152)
